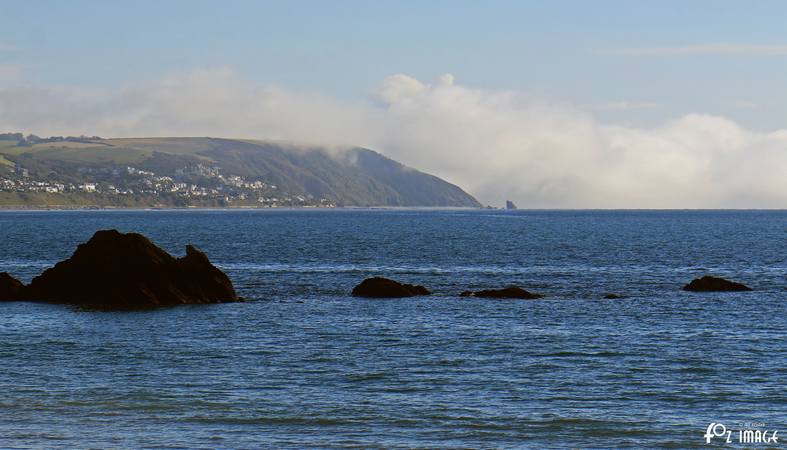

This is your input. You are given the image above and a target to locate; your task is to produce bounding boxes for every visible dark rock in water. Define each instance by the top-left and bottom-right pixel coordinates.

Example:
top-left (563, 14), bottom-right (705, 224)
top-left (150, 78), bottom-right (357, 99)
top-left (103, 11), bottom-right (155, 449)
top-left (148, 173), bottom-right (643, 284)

top-left (24, 229), bottom-right (239, 309)
top-left (603, 293), bottom-right (626, 299)
top-left (683, 276), bottom-right (752, 292)
top-left (460, 286), bottom-right (544, 299)
top-left (0, 272), bottom-right (25, 301)
top-left (352, 277), bottom-right (431, 298)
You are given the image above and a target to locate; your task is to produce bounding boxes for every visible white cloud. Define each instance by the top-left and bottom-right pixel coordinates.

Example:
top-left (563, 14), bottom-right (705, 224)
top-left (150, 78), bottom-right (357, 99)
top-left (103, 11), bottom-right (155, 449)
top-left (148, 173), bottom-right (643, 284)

top-left (587, 101), bottom-right (659, 112)
top-left (373, 73), bottom-right (428, 104)
top-left (0, 68), bottom-right (785, 208)
top-left (602, 43), bottom-right (787, 56)
top-left (438, 73), bottom-right (455, 86)
top-left (0, 64), bottom-right (24, 83)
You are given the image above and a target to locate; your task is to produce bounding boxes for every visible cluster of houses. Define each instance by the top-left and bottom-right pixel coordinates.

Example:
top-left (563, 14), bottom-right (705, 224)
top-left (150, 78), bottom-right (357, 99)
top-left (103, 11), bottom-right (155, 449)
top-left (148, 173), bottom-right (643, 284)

top-left (0, 177), bottom-right (103, 195)
top-left (0, 162), bottom-right (336, 207)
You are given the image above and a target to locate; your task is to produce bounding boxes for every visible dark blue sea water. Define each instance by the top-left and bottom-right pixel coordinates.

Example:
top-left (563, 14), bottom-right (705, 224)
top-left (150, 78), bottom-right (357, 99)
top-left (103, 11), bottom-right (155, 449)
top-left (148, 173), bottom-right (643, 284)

top-left (0, 209), bottom-right (785, 449)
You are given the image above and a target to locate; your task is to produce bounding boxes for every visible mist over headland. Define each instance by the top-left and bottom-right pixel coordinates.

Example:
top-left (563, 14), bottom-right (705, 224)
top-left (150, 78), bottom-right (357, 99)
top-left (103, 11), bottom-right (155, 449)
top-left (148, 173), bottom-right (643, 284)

top-left (2, 69), bottom-right (786, 208)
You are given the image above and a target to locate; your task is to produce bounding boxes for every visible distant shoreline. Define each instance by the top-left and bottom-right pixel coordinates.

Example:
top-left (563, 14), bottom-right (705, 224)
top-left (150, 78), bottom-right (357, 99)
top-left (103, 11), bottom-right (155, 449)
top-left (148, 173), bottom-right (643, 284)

top-left (0, 205), bottom-right (486, 212)
top-left (0, 205), bottom-right (785, 212)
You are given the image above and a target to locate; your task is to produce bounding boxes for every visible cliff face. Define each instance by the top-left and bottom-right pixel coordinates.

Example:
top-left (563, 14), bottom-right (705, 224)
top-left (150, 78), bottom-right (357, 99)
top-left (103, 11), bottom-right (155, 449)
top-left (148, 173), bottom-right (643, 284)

top-left (187, 139), bottom-right (481, 207)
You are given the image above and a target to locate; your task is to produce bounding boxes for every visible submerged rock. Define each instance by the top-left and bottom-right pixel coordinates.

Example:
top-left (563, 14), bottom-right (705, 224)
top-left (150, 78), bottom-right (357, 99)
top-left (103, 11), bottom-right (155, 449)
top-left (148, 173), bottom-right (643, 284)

top-left (352, 277), bottom-right (431, 298)
top-left (603, 293), bottom-right (626, 299)
top-left (683, 276), bottom-right (752, 292)
top-left (460, 286), bottom-right (544, 299)
top-left (24, 229), bottom-right (239, 309)
top-left (0, 272), bottom-right (25, 301)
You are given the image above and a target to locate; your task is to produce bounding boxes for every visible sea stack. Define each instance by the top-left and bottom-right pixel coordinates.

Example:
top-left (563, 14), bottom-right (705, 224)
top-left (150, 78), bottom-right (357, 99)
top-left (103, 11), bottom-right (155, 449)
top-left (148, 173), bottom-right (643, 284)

top-left (683, 276), bottom-right (752, 292)
top-left (21, 229), bottom-right (239, 309)
top-left (0, 273), bottom-right (25, 301)
top-left (352, 277), bottom-right (431, 298)
top-left (460, 286), bottom-right (544, 299)
top-left (505, 200), bottom-right (518, 210)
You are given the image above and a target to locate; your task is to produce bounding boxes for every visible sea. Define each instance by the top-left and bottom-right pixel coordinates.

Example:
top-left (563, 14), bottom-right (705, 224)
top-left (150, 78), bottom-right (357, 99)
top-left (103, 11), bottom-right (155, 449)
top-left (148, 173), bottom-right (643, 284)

top-left (0, 209), bottom-right (785, 449)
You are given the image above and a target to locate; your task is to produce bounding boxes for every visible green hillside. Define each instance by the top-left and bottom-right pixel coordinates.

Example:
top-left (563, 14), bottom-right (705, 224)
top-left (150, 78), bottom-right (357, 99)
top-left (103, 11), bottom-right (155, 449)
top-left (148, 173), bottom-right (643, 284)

top-left (0, 136), bottom-right (480, 208)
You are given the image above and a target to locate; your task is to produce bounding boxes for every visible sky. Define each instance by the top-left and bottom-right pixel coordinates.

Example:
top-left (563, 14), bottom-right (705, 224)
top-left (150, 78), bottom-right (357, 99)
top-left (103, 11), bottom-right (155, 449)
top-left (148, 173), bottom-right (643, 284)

top-left (1, 0), bottom-right (787, 208)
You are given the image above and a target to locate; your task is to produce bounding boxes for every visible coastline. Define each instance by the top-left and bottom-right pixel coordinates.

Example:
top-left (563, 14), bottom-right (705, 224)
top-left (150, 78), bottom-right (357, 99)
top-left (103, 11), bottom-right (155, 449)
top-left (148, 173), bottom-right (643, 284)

top-left (1, 205), bottom-right (785, 212)
top-left (0, 205), bottom-right (487, 212)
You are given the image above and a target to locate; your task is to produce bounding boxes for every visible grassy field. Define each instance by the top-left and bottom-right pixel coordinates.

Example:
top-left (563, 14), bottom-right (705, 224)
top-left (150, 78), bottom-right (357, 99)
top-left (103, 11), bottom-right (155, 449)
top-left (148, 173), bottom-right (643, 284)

top-left (103, 137), bottom-right (217, 155)
top-left (1, 144), bottom-right (152, 165)
top-left (0, 141), bottom-right (17, 166)
top-left (1, 137), bottom-right (285, 164)
top-left (30, 141), bottom-right (108, 149)
top-left (0, 138), bottom-right (220, 165)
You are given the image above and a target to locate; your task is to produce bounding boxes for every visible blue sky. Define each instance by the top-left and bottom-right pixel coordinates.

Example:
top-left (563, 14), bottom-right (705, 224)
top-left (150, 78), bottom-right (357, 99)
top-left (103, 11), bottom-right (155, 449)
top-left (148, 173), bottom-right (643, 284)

top-left (4, 0), bottom-right (787, 127)
top-left (2, 1), bottom-right (787, 207)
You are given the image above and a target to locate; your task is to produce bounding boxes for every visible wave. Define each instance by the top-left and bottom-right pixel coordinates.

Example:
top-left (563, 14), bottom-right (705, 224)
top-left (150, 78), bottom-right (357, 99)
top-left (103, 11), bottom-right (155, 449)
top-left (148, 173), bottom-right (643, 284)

top-left (0, 260), bottom-right (56, 269)
top-left (217, 261), bottom-right (787, 276)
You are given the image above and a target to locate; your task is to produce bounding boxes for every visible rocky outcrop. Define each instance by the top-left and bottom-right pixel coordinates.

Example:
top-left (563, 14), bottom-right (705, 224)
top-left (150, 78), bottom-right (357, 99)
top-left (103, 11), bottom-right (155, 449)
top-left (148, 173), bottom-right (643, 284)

top-left (603, 293), bottom-right (626, 299)
top-left (22, 229), bottom-right (239, 309)
top-left (0, 273), bottom-right (24, 301)
top-left (352, 277), bottom-right (431, 298)
top-left (683, 276), bottom-right (752, 292)
top-left (460, 286), bottom-right (544, 299)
